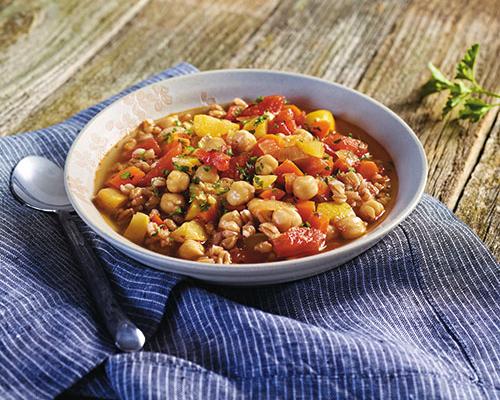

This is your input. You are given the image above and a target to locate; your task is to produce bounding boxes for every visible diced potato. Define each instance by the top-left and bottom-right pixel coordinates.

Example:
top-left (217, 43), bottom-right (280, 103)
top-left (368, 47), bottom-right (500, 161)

top-left (317, 202), bottom-right (355, 223)
top-left (185, 201), bottom-right (201, 221)
top-left (305, 110), bottom-right (335, 131)
top-left (194, 114), bottom-right (239, 137)
top-left (243, 116), bottom-right (268, 138)
top-left (171, 220), bottom-right (207, 242)
top-left (95, 188), bottom-right (128, 212)
top-left (296, 140), bottom-right (325, 158)
top-left (124, 212), bottom-right (150, 244)
top-left (253, 175), bottom-right (277, 189)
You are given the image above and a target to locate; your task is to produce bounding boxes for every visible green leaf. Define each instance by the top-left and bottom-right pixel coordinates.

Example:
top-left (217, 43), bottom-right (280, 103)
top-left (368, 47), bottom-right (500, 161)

top-left (459, 97), bottom-right (492, 122)
top-left (422, 63), bottom-right (453, 96)
top-left (455, 44), bottom-right (479, 82)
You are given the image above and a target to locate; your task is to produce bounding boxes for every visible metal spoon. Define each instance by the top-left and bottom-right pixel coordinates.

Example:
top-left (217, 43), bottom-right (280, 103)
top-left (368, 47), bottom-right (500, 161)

top-left (10, 156), bottom-right (145, 352)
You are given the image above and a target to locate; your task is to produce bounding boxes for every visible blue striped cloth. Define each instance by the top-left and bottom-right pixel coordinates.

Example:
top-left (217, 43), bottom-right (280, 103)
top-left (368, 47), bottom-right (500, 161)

top-left (0, 63), bottom-right (499, 400)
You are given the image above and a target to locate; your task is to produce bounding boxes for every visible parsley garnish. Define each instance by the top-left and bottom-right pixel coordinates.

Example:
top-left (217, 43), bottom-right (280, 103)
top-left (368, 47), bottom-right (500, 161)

top-left (185, 146), bottom-right (196, 153)
top-left (254, 115), bottom-right (266, 126)
top-left (192, 176), bottom-right (201, 184)
top-left (162, 169), bottom-right (170, 176)
top-left (199, 201), bottom-right (210, 211)
top-left (226, 148), bottom-right (234, 156)
top-left (422, 44), bottom-right (500, 122)
top-left (173, 207), bottom-right (183, 215)
top-left (120, 171), bottom-right (132, 179)
top-left (173, 163), bottom-right (190, 173)
top-left (255, 96), bottom-right (264, 103)
top-left (302, 221), bottom-right (311, 228)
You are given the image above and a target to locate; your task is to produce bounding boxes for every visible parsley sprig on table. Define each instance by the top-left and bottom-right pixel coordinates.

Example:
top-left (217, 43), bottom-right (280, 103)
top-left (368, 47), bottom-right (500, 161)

top-left (422, 44), bottom-right (500, 122)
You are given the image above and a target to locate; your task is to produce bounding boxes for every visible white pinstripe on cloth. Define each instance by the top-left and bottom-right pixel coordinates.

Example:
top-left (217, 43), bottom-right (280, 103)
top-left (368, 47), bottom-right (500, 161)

top-left (0, 64), bottom-right (498, 400)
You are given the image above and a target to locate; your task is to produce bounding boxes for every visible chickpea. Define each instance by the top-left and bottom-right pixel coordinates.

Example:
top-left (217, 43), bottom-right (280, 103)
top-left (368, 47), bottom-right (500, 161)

top-left (255, 154), bottom-right (279, 175)
top-left (178, 239), bottom-right (205, 260)
top-left (358, 199), bottom-right (385, 222)
top-left (198, 136), bottom-right (226, 152)
top-left (231, 130), bottom-right (257, 153)
top-left (293, 128), bottom-right (314, 142)
top-left (292, 175), bottom-right (319, 200)
top-left (156, 115), bottom-right (180, 129)
top-left (336, 216), bottom-right (367, 240)
top-left (226, 181), bottom-right (255, 206)
top-left (272, 208), bottom-right (303, 232)
top-left (160, 193), bottom-right (185, 214)
top-left (194, 165), bottom-right (219, 183)
top-left (166, 170), bottom-right (190, 193)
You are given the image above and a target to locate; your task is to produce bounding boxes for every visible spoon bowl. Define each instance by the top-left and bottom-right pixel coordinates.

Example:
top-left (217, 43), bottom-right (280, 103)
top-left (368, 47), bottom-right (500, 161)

top-left (10, 156), bottom-right (72, 212)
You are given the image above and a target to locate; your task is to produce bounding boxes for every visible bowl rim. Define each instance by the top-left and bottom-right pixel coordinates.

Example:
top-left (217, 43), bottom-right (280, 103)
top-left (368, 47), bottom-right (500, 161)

top-left (65, 68), bottom-right (427, 274)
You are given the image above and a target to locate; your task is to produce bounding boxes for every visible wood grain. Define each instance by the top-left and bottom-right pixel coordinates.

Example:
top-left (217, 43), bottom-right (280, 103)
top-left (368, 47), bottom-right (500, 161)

top-left (0, 0), bottom-right (149, 136)
top-left (1, 0), bottom-right (498, 256)
top-left (455, 116), bottom-right (499, 257)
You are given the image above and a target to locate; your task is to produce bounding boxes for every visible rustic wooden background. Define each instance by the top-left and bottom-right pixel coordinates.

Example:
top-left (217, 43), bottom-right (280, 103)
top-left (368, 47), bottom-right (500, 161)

top-left (1, 0), bottom-right (498, 257)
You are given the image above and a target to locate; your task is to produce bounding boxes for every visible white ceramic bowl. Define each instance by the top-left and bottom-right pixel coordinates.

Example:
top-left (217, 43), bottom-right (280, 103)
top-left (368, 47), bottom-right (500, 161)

top-left (65, 69), bottom-right (427, 285)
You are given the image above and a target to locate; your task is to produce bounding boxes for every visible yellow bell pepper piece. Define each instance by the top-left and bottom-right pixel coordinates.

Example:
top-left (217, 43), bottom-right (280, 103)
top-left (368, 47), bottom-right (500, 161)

top-left (305, 110), bottom-right (335, 131)
top-left (243, 116), bottom-right (268, 138)
top-left (317, 202), bottom-right (354, 223)
top-left (171, 155), bottom-right (201, 173)
top-left (95, 188), bottom-right (128, 213)
top-left (124, 212), bottom-right (150, 244)
top-left (296, 140), bottom-right (325, 158)
top-left (171, 220), bottom-right (207, 243)
top-left (194, 114), bottom-right (239, 137)
top-left (253, 175), bottom-right (277, 189)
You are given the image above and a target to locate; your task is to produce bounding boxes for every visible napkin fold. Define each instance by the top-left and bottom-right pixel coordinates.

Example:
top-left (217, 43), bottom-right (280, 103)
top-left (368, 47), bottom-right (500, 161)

top-left (0, 63), bottom-right (498, 400)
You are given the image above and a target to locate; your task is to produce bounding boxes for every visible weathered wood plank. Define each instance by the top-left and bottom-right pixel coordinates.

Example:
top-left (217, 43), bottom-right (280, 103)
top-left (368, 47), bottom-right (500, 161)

top-left (0, 0), bottom-right (149, 136)
top-left (11, 0), bottom-right (409, 135)
top-left (455, 117), bottom-right (499, 259)
top-left (356, 0), bottom-right (500, 209)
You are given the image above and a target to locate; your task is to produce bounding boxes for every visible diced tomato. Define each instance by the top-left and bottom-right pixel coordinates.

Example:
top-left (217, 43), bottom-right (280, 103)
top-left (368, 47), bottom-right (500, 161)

top-left (239, 95), bottom-right (285, 117)
top-left (252, 137), bottom-right (283, 158)
top-left (323, 133), bottom-right (368, 157)
top-left (195, 149), bottom-right (231, 171)
top-left (107, 166), bottom-right (145, 189)
top-left (221, 154), bottom-right (253, 180)
top-left (139, 141), bottom-right (183, 186)
top-left (122, 138), bottom-right (161, 160)
top-left (267, 108), bottom-right (297, 135)
top-left (225, 105), bottom-right (243, 122)
top-left (259, 188), bottom-right (286, 200)
top-left (356, 160), bottom-right (379, 180)
top-left (295, 156), bottom-right (333, 176)
top-left (272, 227), bottom-right (326, 258)
top-left (275, 160), bottom-right (303, 184)
top-left (285, 104), bottom-right (306, 127)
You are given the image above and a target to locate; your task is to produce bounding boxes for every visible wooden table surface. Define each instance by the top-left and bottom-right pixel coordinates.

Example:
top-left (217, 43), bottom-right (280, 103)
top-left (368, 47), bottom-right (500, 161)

top-left (2, 0), bottom-right (498, 257)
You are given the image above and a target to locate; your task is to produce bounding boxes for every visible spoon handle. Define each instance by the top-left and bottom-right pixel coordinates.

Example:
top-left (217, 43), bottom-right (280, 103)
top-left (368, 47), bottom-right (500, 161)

top-left (57, 210), bottom-right (145, 352)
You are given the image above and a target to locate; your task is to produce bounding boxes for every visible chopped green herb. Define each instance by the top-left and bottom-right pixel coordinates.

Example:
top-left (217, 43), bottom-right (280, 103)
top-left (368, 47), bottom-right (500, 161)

top-left (120, 171), bottom-right (132, 179)
top-left (254, 115), bottom-right (267, 126)
top-left (174, 120), bottom-right (181, 127)
top-left (203, 166), bottom-right (211, 172)
top-left (173, 163), bottom-right (190, 173)
top-left (192, 176), bottom-right (201, 184)
top-left (226, 148), bottom-right (234, 156)
top-left (302, 221), bottom-right (311, 228)
top-left (255, 96), bottom-right (264, 103)
top-left (199, 201), bottom-right (210, 211)
top-left (248, 129), bottom-right (256, 134)
top-left (173, 207), bottom-right (183, 215)
top-left (254, 176), bottom-right (263, 187)
top-left (185, 145), bottom-right (196, 153)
